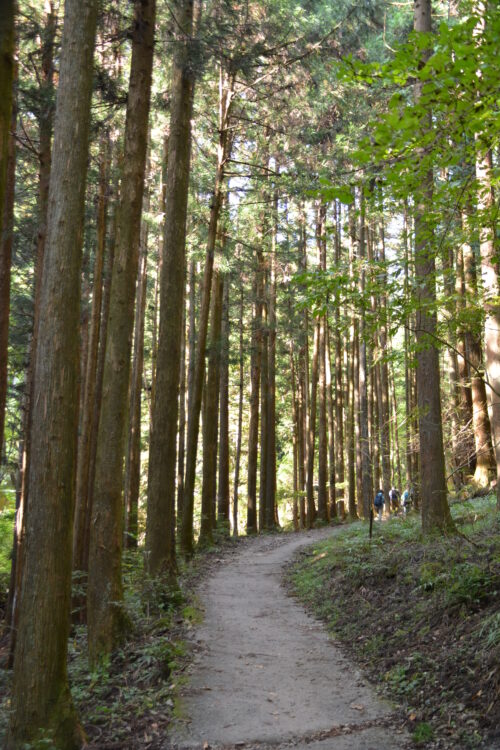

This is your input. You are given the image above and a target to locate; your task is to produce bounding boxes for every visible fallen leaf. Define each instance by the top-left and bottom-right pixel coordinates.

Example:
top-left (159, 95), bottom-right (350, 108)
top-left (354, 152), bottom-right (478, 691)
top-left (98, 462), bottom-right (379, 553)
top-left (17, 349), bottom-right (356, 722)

top-left (350, 703), bottom-right (364, 711)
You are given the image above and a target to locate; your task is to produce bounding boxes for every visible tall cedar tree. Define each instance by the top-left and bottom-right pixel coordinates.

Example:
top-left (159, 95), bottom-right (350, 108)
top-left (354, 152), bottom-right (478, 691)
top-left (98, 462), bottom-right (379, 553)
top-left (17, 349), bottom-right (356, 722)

top-left (0, 1), bottom-right (15, 461)
top-left (146, 0), bottom-right (196, 576)
top-left (6, 0), bottom-right (97, 744)
top-left (88, 0), bottom-right (156, 664)
top-left (180, 66), bottom-right (234, 556)
top-left (413, 0), bottom-right (454, 533)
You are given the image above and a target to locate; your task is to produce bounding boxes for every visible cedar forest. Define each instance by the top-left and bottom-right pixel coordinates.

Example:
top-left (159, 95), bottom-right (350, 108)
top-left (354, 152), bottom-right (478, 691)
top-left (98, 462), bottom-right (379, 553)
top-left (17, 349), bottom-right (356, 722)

top-left (0, 0), bottom-right (499, 748)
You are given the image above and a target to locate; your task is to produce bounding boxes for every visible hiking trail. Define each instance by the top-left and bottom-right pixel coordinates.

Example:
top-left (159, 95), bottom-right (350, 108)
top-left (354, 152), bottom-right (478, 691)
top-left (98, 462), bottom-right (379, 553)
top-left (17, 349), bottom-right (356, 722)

top-left (169, 528), bottom-right (410, 750)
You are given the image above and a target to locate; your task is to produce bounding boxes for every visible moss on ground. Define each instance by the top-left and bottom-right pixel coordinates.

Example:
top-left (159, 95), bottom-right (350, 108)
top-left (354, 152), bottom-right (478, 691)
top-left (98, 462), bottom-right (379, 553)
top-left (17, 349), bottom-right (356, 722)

top-left (288, 495), bottom-right (500, 749)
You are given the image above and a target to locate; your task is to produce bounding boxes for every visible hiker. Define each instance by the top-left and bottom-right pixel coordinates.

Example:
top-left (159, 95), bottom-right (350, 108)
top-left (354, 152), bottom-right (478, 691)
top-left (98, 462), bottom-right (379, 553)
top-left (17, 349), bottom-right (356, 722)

top-left (389, 486), bottom-right (400, 511)
top-left (402, 488), bottom-right (412, 515)
top-left (374, 489), bottom-right (385, 520)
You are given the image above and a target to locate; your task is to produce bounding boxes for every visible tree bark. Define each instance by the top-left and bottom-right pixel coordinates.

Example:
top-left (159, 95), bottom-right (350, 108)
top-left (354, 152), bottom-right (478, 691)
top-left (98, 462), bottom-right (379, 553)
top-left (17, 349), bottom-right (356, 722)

top-left (316, 202), bottom-right (328, 523)
top-left (247, 258), bottom-right (263, 534)
top-left (73, 130), bottom-right (110, 574)
top-left (181, 67), bottom-right (234, 555)
top-left (0, 6), bottom-right (15, 462)
top-left (476, 148), bottom-right (500, 505)
top-left (413, 0), bottom-right (454, 533)
top-left (461, 213), bottom-right (494, 486)
top-left (259, 290), bottom-right (269, 531)
top-left (88, 0), bottom-right (156, 665)
top-left (124, 213), bottom-right (149, 548)
top-left (326, 322), bottom-right (337, 518)
top-left (7, 0), bottom-right (97, 743)
top-left (217, 273), bottom-right (230, 529)
top-left (306, 320), bottom-right (320, 527)
top-left (199, 269), bottom-right (223, 546)
top-left (145, 0), bottom-right (195, 575)
top-left (233, 284), bottom-right (244, 535)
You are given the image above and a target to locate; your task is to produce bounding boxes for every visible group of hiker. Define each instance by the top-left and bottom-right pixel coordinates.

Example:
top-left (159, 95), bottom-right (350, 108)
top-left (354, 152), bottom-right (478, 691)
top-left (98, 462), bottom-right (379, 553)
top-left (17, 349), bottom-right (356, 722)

top-left (373, 485), bottom-right (414, 520)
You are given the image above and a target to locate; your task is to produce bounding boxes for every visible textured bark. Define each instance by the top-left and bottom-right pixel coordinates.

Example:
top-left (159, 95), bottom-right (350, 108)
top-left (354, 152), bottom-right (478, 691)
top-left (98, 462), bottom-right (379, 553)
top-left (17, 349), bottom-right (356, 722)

top-left (316, 203), bottom-right (328, 523)
top-left (413, 0), bottom-right (454, 533)
top-left (265, 189), bottom-right (278, 529)
top-left (347, 333), bottom-right (358, 520)
top-left (0, 4), bottom-right (14, 245)
top-left (8, 4), bottom-right (56, 654)
top-left (6, 0), bottom-right (97, 744)
top-left (187, 259), bottom-right (197, 431)
top-left (199, 270), bottom-right (223, 546)
top-left (290, 340), bottom-right (300, 530)
top-left (177, 295), bottom-right (187, 525)
top-left (461, 216), bottom-right (494, 486)
top-left (306, 321), bottom-right (320, 527)
top-left (247, 263), bottom-right (263, 534)
top-left (259, 294), bottom-right (269, 531)
top-left (298, 346), bottom-right (307, 527)
top-left (378, 219), bottom-right (392, 502)
top-left (476, 149), bottom-right (500, 505)
top-left (333, 203), bottom-right (344, 505)
top-left (84, 191), bottom-right (116, 577)
top-left (358, 191), bottom-right (372, 518)
top-left (88, 0), bottom-right (156, 665)
top-left (73, 131), bottom-right (110, 574)
top-left (181, 68), bottom-right (234, 555)
top-left (124, 222), bottom-right (149, 548)
top-left (2, 77), bottom-right (16, 633)
top-left (403, 204), bottom-right (413, 488)
top-left (326, 323), bottom-right (336, 518)
top-left (217, 274), bottom-right (230, 528)
top-left (389, 352), bottom-right (403, 488)
top-left (145, 0), bottom-right (194, 573)
top-left (233, 285), bottom-right (244, 535)
top-left (0, 7), bottom-right (15, 461)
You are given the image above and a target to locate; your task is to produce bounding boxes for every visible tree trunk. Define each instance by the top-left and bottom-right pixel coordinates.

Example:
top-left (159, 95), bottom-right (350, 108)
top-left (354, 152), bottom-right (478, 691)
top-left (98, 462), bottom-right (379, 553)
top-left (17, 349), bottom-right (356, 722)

top-left (476, 149), bottom-right (500, 505)
top-left (306, 321), bottom-right (320, 527)
top-left (199, 269), bottom-right (223, 546)
top-left (181, 67), bottom-right (234, 555)
top-left (88, 0), bottom-right (156, 665)
top-left (6, 0), bottom-right (97, 744)
top-left (145, 0), bottom-right (195, 574)
top-left (378, 218), bottom-right (392, 503)
top-left (290, 340), bottom-right (300, 530)
top-left (265, 188), bottom-right (278, 529)
top-left (0, 7), bottom-right (15, 461)
top-left (217, 274), bottom-right (230, 530)
top-left (73, 130), bottom-right (110, 574)
top-left (233, 285), bottom-right (244, 535)
top-left (461, 214), bottom-right (494, 486)
top-left (124, 215), bottom-right (149, 548)
top-left (316, 203), bottom-right (328, 523)
top-left (177, 292), bottom-right (187, 525)
top-left (326, 322), bottom-right (336, 518)
top-left (247, 262), bottom-right (263, 534)
top-left (8, 3), bottom-right (57, 656)
top-left (259, 283), bottom-right (269, 531)
top-left (413, 0), bottom-right (454, 533)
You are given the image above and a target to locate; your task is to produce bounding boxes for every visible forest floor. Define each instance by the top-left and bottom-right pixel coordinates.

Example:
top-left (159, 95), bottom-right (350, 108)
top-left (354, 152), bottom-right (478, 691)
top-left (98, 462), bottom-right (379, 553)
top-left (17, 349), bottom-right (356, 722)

top-left (0, 497), bottom-right (498, 749)
top-left (169, 527), bottom-right (410, 750)
top-left (289, 495), bottom-right (500, 750)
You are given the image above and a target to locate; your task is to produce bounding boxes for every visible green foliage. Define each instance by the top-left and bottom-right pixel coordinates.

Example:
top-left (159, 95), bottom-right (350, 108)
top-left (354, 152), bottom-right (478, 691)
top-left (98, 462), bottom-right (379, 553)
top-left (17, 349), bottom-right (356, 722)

top-left (413, 722), bottom-right (434, 745)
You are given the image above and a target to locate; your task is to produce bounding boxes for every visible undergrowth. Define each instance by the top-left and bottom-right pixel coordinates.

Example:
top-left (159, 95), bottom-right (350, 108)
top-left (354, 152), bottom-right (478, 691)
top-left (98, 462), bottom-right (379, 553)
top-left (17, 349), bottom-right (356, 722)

top-left (0, 533), bottom-right (242, 748)
top-left (289, 495), bottom-right (500, 749)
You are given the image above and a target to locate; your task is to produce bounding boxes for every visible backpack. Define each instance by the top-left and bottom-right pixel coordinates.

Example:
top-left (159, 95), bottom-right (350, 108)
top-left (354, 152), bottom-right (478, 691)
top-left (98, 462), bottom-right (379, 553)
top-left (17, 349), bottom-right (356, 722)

top-left (374, 492), bottom-right (384, 508)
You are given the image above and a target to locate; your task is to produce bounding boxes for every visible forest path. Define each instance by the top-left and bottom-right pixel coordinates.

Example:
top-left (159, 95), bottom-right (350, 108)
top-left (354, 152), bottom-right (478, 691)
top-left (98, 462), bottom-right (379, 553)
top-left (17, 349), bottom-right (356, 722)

top-left (169, 528), bottom-right (409, 750)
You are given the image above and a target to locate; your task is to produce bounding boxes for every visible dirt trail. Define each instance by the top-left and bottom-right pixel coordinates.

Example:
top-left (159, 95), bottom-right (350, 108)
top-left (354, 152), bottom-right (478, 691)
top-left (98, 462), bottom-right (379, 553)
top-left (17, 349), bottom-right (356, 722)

top-left (169, 528), bottom-right (409, 750)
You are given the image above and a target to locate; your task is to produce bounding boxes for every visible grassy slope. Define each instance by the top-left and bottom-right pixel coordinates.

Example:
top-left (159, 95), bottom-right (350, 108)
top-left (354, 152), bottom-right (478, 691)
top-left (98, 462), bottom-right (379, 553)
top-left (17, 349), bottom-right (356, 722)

top-left (289, 496), bottom-right (500, 749)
